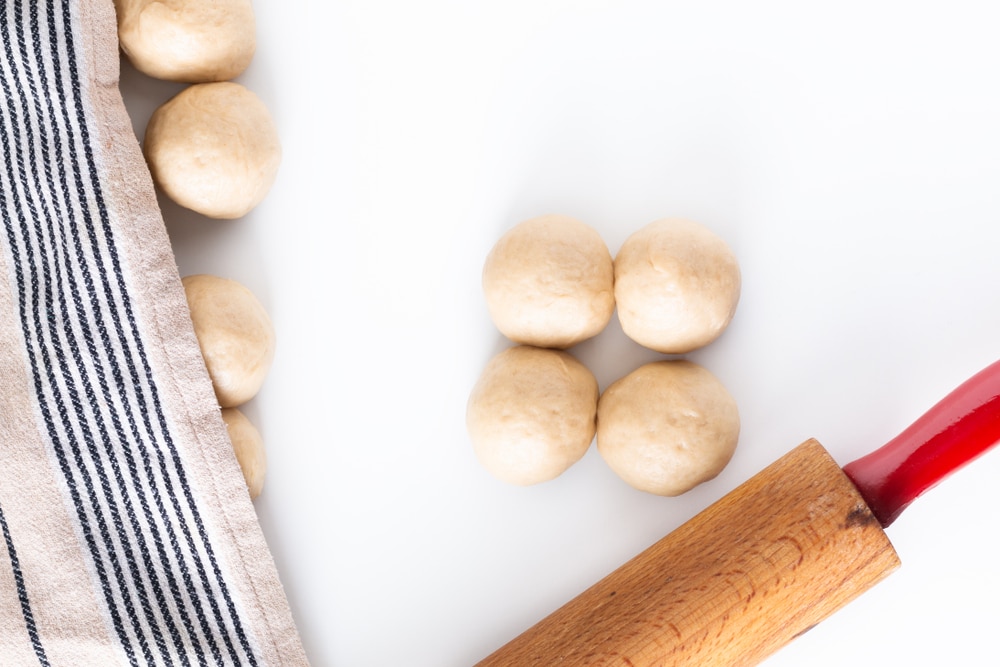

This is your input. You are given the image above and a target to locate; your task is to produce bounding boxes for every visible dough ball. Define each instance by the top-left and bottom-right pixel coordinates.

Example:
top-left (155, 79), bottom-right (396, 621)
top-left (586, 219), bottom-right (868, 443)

top-left (221, 407), bottom-right (266, 499)
top-left (183, 274), bottom-right (275, 408)
top-left (614, 218), bottom-right (740, 353)
top-left (482, 215), bottom-right (614, 349)
top-left (597, 360), bottom-right (739, 496)
top-left (115, 0), bottom-right (256, 82)
top-left (144, 82), bottom-right (281, 219)
top-left (467, 346), bottom-right (598, 485)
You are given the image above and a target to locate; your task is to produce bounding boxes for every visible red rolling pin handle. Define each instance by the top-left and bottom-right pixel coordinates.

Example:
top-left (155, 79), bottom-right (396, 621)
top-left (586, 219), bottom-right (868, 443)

top-left (843, 358), bottom-right (1000, 527)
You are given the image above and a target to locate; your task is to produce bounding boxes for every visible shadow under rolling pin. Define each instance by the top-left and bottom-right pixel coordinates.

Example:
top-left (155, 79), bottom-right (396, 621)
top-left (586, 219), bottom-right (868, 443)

top-left (476, 359), bottom-right (1000, 666)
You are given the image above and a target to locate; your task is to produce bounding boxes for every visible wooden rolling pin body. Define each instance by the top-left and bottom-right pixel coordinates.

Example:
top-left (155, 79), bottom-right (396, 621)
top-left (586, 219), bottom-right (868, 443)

top-left (477, 439), bottom-right (899, 667)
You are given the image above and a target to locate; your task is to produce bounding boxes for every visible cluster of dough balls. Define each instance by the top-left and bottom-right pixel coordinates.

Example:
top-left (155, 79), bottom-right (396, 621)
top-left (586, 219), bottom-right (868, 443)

top-left (468, 215), bottom-right (741, 496)
top-left (182, 274), bottom-right (274, 500)
top-left (114, 1), bottom-right (277, 499)
top-left (115, 0), bottom-right (281, 220)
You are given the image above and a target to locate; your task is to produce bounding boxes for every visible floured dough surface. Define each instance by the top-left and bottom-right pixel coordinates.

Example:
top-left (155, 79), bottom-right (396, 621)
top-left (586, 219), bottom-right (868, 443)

top-left (614, 218), bottom-right (740, 353)
top-left (183, 274), bottom-right (275, 408)
top-left (221, 407), bottom-right (266, 499)
top-left (483, 215), bottom-right (614, 349)
top-left (597, 360), bottom-right (739, 496)
top-left (115, 0), bottom-right (256, 82)
top-left (144, 82), bottom-right (281, 219)
top-left (467, 346), bottom-right (598, 485)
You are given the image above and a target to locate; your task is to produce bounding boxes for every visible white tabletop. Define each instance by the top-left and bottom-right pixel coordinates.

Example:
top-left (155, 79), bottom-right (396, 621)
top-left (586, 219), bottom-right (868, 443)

top-left (121, 1), bottom-right (1000, 665)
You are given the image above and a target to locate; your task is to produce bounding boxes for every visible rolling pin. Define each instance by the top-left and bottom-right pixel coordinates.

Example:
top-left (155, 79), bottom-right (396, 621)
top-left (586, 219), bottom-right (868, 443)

top-left (476, 359), bottom-right (1000, 666)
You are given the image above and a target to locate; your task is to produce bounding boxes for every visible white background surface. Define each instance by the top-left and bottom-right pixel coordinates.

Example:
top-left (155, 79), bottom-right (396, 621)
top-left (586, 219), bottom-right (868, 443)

top-left (120, 1), bottom-right (1000, 665)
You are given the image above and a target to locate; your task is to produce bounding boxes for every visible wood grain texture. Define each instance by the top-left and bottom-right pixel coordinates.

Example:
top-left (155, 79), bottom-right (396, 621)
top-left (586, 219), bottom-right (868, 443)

top-left (476, 439), bottom-right (900, 667)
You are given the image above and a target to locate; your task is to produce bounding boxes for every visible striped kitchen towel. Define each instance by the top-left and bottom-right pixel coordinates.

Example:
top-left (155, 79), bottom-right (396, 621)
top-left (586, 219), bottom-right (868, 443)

top-left (0, 0), bottom-right (309, 665)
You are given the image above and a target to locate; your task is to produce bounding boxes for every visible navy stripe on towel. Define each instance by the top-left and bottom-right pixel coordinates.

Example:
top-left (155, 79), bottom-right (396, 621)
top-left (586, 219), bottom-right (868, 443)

top-left (0, 499), bottom-right (50, 666)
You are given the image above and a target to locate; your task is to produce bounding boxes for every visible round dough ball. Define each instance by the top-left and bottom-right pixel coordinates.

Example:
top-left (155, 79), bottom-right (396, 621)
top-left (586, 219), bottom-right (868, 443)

top-left (144, 82), bottom-right (281, 219)
top-left (467, 346), bottom-right (598, 485)
top-left (614, 218), bottom-right (740, 353)
top-left (221, 407), bottom-right (266, 499)
top-left (183, 274), bottom-right (275, 408)
top-left (482, 215), bottom-right (614, 349)
top-left (115, 0), bottom-right (256, 82)
top-left (597, 360), bottom-right (739, 496)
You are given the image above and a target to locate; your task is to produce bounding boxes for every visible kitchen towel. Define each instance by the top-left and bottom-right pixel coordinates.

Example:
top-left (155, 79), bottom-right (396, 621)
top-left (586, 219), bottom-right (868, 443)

top-left (0, 0), bottom-right (308, 664)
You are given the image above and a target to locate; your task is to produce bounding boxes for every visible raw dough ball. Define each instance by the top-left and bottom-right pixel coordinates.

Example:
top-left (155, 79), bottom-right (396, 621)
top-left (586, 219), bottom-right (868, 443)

top-left (144, 82), bottom-right (281, 219)
top-left (614, 218), bottom-right (740, 353)
top-left (183, 274), bottom-right (275, 408)
top-left (221, 407), bottom-right (266, 499)
top-left (597, 360), bottom-right (739, 496)
top-left (482, 215), bottom-right (614, 349)
top-left (467, 346), bottom-right (598, 485)
top-left (115, 0), bottom-right (256, 82)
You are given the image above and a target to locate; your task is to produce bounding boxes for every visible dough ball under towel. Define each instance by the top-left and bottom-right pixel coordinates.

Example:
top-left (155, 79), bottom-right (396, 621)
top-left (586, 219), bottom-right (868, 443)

top-left (597, 360), bottom-right (740, 496)
top-left (467, 346), bottom-right (599, 485)
top-left (483, 215), bottom-right (614, 349)
top-left (614, 218), bottom-right (740, 353)
top-left (221, 407), bottom-right (266, 500)
top-left (183, 274), bottom-right (275, 408)
top-left (114, 0), bottom-right (256, 82)
top-left (144, 82), bottom-right (281, 219)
